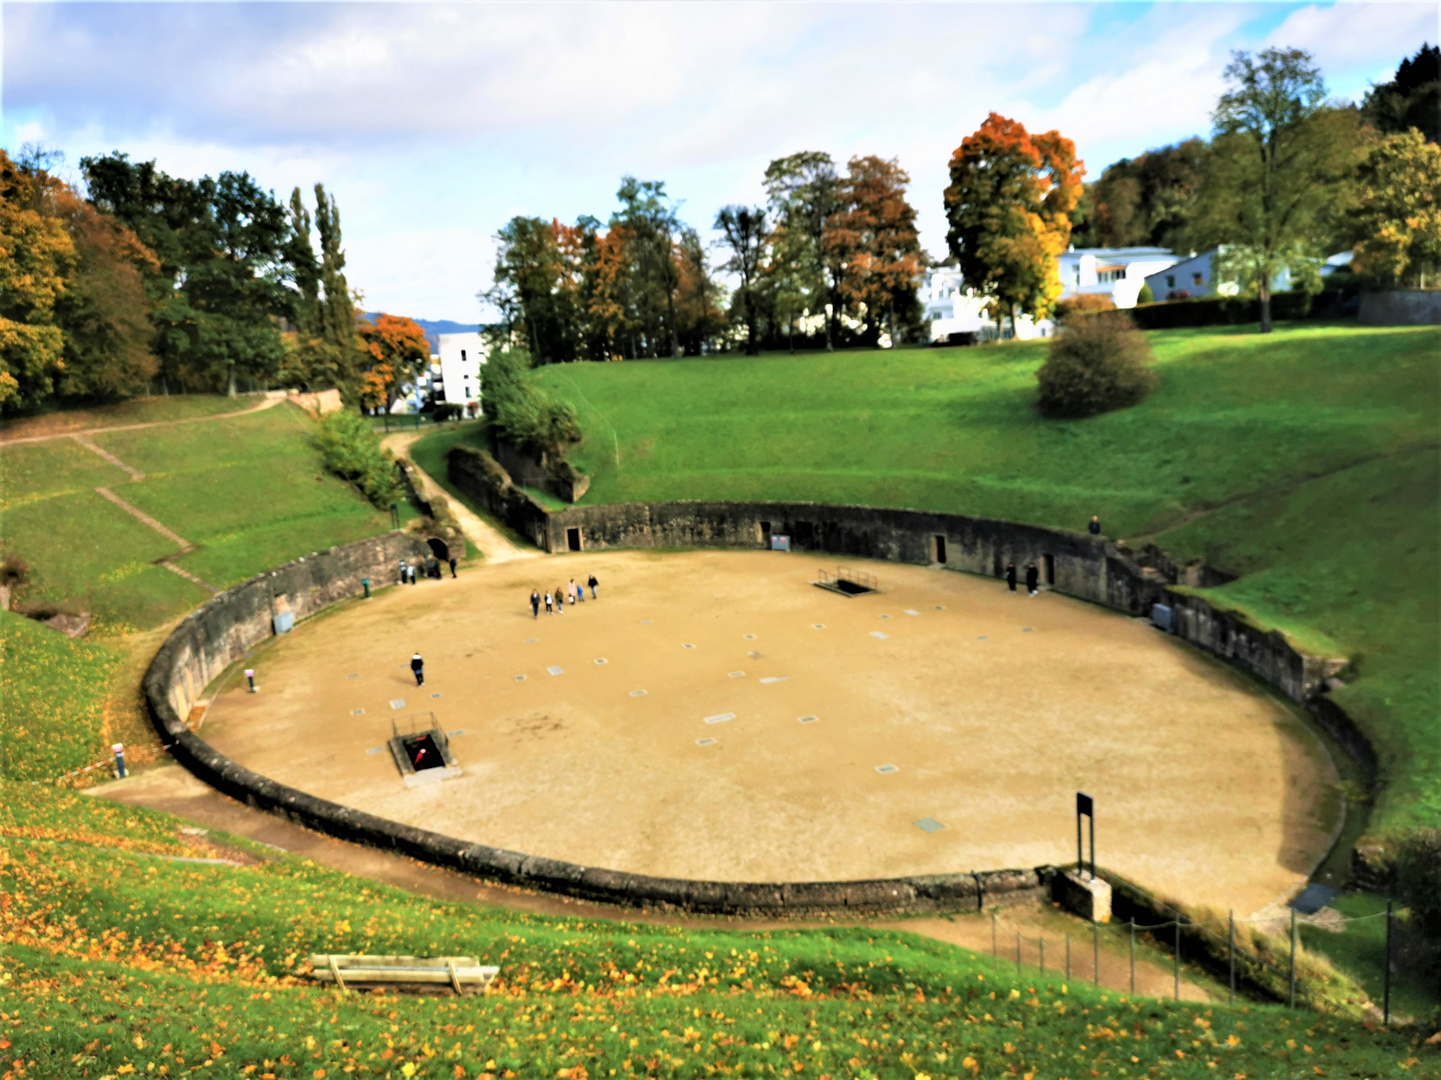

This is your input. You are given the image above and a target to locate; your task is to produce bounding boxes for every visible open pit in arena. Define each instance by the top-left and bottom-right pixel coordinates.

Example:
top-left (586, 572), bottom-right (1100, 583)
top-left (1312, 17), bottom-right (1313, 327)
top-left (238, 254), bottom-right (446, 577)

top-left (199, 548), bottom-right (1338, 916)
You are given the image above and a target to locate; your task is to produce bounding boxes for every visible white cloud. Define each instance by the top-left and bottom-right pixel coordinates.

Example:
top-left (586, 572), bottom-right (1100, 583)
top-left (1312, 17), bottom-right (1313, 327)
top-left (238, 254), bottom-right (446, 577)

top-left (5, 1), bottom-right (1433, 317)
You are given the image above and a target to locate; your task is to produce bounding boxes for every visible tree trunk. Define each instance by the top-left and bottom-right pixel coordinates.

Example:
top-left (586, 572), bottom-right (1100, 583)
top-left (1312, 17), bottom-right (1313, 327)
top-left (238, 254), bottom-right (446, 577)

top-left (665, 259), bottom-right (681, 357)
top-left (227, 363), bottom-right (237, 398)
top-left (1259, 280), bottom-right (1273, 334)
top-left (788, 316), bottom-right (795, 354)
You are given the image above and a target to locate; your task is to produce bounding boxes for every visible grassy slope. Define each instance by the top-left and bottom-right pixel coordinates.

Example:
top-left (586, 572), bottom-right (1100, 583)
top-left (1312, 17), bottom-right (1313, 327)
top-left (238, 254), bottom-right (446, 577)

top-left (1, 783), bottom-right (1426, 1077)
top-left (0, 400), bottom-right (397, 784)
top-left (534, 324), bottom-right (1440, 836)
top-left (0, 392), bottom-right (246, 441)
top-left (0, 610), bottom-right (123, 781)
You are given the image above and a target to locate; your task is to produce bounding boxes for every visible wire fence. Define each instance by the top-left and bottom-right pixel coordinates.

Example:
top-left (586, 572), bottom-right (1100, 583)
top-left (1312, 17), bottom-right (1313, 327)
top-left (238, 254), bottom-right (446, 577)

top-left (1020, 864), bottom-right (1403, 1021)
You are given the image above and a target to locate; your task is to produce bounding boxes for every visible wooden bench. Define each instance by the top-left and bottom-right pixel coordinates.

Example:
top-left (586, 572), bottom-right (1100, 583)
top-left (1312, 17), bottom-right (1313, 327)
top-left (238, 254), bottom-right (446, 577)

top-left (308, 954), bottom-right (499, 995)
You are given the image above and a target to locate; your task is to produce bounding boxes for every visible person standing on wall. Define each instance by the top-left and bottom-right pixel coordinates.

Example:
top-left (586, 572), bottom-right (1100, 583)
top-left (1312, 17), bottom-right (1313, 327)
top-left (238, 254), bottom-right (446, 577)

top-left (411, 652), bottom-right (425, 686)
top-left (531, 589), bottom-right (541, 618)
top-left (1089, 515), bottom-right (1102, 537)
top-left (588, 573), bottom-right (599, 600)
top-left (1006, 563), bottom-right (1017, 593)
top-left (1025, 563), bottom-right (1040, 597)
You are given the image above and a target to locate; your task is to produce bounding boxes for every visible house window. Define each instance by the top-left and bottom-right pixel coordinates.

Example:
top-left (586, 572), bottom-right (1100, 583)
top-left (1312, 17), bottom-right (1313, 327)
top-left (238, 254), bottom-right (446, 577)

top-left (1097, 268), bottom-right (1124, 283)
top-left (461, 349), bottom-right (467, 362)
top-left (1192, 272), bottom-right (1204, 287)
top-left (1166, 275), bottom-right (1176, 288)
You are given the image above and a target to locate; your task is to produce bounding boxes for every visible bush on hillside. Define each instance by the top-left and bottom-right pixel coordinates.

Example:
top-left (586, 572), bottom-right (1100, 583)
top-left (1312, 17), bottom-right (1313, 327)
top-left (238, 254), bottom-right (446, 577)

top-left (480, 348), bottom-right (581, 464)
top-left (314, 410), bottom-right (400, 509)
top-left (1036, 310), bottom-right (1157, 418)
top-left (1394, 828), bottom-right (1441, 992)
top-left (432, 402), bottom-right (464, 422)
top-left (1054, 293), bottom-right (1115, 322)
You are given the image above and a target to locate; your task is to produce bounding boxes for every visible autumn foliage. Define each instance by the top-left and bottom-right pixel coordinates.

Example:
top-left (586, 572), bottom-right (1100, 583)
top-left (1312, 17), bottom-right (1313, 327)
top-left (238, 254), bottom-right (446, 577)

top-left (944, 113), bottom-right (1084, 327)
top-left (358, 313), bottom-right (430, 410)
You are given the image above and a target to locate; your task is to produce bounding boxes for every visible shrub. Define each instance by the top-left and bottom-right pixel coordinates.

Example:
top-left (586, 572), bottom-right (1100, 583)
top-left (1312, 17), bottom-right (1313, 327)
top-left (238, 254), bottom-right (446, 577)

top-left (1036, 311), bottom-right (1157, 418)
top-left (1136, 282), bottom-right (1155, 304)
top-left (313, 410), bottom-right (401, 509)
top-left (1394, 828), bottom-right (1441, 992)
top-left (480, 348), bottom-right (581, 463)
top-left (433, 402), bottom-right (464, 422)
top-left (1054, 293), bottom-right (1115, 322)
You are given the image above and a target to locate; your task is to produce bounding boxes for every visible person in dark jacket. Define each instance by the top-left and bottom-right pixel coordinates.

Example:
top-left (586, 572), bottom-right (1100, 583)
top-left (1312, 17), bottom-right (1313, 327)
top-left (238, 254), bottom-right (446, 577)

top-left (1006, 563), bottom-right (1017, 593)
top-left (530, 589), bottom-right (541, 618)
top-left (588, 573), bottom-right (599, 599)
top-left (1025, 563), bottom-right (1040, 596)
top-left (410, 652), bottom-right (424, 686)
top-left (449, 557), bottom-right (458, 578)
top-left (1089, 515), bottom-right (1101, 536)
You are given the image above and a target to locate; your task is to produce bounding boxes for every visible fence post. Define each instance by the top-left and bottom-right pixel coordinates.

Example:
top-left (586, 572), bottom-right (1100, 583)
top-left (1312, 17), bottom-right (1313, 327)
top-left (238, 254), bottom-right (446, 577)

top-left (1383, 900), bottom-right (1393, 1025)
top-left (1066, 934), bottom-right (1071, 981)
top-left (1129, 918), bottom-right (1135, 995)
top-left (1228, 909), bottom-right (1235, 1004)
top-left (992, 912), bottom-right (998, 971)
top-left (1174, 919), bottom-right (1180, 1001)
top-left (1093, 923), bottom-right (1099, 987)
top-left (1288, 908), bottom-right (1297, 1009)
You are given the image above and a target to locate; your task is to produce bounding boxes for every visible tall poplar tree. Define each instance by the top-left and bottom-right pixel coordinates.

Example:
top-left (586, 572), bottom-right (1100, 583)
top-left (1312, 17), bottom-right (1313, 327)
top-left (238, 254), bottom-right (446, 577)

top-left (714, 206), bottom-right (768, 356)
top-left (764, 152), bottom-right (841, 349)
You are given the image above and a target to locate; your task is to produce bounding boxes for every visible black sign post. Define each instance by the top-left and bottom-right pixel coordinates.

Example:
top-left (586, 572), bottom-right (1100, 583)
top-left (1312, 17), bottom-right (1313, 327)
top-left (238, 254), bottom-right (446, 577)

top-left (1076, 792), bottom-right (1095, 880)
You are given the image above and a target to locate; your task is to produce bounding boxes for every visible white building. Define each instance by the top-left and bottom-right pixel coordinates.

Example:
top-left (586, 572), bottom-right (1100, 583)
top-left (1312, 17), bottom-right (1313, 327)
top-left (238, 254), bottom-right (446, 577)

top-left (1143, 248), bottom-right (1353, 302)
top-left (436, 332), bottom-right (485, 413)
top-left (1057, 246), bottom-right (1180, 308)
top-left (921, 267), bottom-right (1053, 343)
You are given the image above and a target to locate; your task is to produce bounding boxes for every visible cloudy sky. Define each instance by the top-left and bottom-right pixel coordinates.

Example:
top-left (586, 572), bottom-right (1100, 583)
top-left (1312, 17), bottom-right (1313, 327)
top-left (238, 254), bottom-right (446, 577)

top-left (3, 1), bottom-right (1433, 322)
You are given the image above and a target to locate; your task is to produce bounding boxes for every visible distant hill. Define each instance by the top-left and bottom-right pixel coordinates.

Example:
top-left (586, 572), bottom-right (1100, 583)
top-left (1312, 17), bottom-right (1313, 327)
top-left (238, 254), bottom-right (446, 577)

top-left (364, 313), bottom-right (477, 354)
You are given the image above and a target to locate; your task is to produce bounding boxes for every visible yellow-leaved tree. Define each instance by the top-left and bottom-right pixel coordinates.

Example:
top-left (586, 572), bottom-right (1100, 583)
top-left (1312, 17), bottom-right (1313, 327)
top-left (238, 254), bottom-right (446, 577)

top-left (0, 150), bottom-right (77, 412)
top-left (1349, 129), bottom-right (1441, 288)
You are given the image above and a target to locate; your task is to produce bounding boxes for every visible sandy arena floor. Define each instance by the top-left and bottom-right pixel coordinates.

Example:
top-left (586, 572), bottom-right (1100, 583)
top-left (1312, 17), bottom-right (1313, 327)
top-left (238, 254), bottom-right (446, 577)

top-left (200, 549), bottom-right (1338, 916)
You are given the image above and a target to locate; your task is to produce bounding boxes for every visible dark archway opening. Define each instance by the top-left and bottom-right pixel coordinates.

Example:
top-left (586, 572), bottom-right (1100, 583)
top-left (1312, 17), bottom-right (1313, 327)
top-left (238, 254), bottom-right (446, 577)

top-left (427, 538), bottom-right (450, 562)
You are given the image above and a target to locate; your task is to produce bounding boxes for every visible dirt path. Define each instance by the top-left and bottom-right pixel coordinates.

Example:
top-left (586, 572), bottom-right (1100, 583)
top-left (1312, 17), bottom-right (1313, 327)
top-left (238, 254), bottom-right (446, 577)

top-left (383, 430), bottom-right (538, 563)
top-left (0, 394), bottom-right (284, 446)
top-left (89, 763), bottom-right (1214, 1002)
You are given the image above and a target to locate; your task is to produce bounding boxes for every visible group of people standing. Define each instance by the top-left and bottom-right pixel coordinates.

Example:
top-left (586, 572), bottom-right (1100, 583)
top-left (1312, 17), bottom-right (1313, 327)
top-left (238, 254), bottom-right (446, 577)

top-left (531, 575), bottom-right (599, 617)
top-left (1005, 562), bottom-right (1041, 597)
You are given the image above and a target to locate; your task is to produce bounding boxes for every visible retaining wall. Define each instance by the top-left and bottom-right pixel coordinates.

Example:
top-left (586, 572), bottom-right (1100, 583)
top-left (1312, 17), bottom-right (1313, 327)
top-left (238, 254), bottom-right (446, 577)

top-left (448, 449), bottom-right (1346, 703)
top-left (1358, 290), bottom-right (1441, 326)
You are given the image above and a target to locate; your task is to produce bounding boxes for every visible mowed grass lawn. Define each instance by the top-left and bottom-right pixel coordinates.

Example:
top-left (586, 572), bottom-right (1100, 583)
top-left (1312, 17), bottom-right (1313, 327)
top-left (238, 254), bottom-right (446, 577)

top-left (0, 402), bottom-right (395, 635)
top-left (0, 391), bottom-right (248, 442)
top-left (533, 323), bottom-right (1441, 835)
top-left (92, 404), bottom-right (394, 590)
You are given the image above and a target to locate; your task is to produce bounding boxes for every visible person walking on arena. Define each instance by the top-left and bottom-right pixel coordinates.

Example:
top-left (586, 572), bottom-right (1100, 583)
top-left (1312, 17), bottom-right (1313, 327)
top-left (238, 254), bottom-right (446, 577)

top-left (588, 573), bottom-right (599, 599)
top-left (449, 556), bottom-right (458, 578)
top-left (410, 652), bottom-right (424, 686)
top-left (1025, 562), bottom-right (1040, 596)
top-left (1089, 515), bottom-right (1101, 536)
top-left (544, 591), bottom-right (554, 615)
top-left (1006, 563), bottom-right (1017, 593)
top-left (530, 589), bottom-right (541, 618)
top-left (570, 577), bottom-right (583, 604)
top-left (555, 585), bottom-right (565, 614)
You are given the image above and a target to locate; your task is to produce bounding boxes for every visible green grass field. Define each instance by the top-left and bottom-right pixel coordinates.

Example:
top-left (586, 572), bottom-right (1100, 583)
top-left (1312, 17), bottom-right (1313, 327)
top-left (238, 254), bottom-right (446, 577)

top-left (0, 393), bottom-right (251, 442)
top-left (0, 611), bottom-right (124, 782)
top-left (0, 782), bottom-right (1428, 1077)
top-left (530, 323), bottom-right (1440, 838)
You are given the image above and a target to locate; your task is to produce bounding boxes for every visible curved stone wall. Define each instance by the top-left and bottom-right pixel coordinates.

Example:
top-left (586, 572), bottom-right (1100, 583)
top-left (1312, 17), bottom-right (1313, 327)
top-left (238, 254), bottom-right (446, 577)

top-left (144, 529), bottom-right (1051, 915)
top-left (147, 473), bottom-right (1381, 912)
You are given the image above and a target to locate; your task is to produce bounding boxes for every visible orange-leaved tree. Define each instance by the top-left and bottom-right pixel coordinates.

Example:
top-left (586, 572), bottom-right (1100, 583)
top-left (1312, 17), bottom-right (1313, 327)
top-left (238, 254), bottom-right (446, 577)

top-left (825, 155), bottom-right (924, 345)
top-left (944, 113), bottom-right (1084, 334)
top-left (358, 314), bottom-right (429, 411)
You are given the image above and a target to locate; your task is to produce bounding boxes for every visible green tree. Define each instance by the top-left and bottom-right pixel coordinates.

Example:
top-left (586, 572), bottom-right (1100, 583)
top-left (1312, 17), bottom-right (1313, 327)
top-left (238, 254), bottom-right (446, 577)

top-left (613, 177), bottom-right (683, 358)
top-left (1072, 139), bottom-right (1209, 249)
top-left (714, 206), bottom-right (768, 356)
top-left (1188, 48), bottom-right (1363, 332)
top-left (1362, 43), bottom-right (1439, 143)
top-left (81, 154), bottom-right (293, 393)
top-left (763, 152), bottom-right (841, 349)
